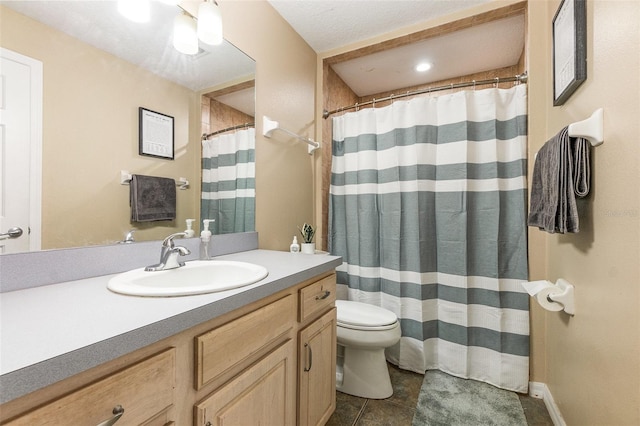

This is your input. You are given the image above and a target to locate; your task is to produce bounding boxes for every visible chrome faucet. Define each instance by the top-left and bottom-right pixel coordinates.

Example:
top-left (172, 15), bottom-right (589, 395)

top-left (145, 232), bottom-right (191, 271)
top-left (119, 229), bottom-right (136, 244)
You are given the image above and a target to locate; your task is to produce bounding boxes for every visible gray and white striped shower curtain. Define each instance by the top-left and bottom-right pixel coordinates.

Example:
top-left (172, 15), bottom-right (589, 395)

top-left (201, 128), bottom-right (255, 234)
top-left (328, 84), bottom-right (530, 392)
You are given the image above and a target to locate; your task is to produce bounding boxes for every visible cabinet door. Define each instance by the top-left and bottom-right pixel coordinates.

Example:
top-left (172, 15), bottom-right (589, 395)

top-left (298, 308), bottom-right (337, 426)
top-left (194, 340), bottom-right (296, 426)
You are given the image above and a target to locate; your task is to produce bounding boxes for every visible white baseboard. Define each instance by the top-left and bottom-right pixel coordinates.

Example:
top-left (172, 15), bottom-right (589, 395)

top-left (529, 381), bottom-right (566, 426)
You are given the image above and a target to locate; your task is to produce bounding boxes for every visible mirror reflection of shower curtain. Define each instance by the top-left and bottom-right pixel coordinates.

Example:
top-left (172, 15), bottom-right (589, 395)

top-left (201, 128), bottom-right (255, 234)
top-left (329, 84), bottom-right (529, 392)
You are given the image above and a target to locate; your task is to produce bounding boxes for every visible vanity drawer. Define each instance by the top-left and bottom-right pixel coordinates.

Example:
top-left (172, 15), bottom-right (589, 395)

top-left (195, 294), bottom-right (294, 390)
top-left (6, 348), bottom-right (175, 425)
top-left (299, 274), bottom-right (336, 323)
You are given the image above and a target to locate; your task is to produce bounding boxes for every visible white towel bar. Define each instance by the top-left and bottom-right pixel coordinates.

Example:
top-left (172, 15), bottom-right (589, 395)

top-left (263, 116), bottom-right (320, 155)
top-left (567, 108), bottom-right (604, 146)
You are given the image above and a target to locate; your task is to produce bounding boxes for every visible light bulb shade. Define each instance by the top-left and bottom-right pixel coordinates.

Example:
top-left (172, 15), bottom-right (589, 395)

top-left (173, 13), bottom-right (198, 55)
top-left (117, 0), bottom-right (150, 23)
top-left (197, 1), bottom-right (223, 46)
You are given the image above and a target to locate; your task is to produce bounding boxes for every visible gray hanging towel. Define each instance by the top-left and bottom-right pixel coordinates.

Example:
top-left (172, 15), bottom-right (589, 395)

top-left (528, 127), bottom-right (590, 233)
top-left (130, 174), bottom-right (176, 222)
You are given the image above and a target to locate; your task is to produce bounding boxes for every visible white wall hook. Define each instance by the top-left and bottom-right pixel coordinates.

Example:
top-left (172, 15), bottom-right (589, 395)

top-left (567, 108), bottom-right (604, 147)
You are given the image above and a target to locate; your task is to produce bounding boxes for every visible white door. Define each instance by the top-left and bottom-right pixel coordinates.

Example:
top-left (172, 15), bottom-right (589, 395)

top-left (0, 48), bottom-right (42, 254)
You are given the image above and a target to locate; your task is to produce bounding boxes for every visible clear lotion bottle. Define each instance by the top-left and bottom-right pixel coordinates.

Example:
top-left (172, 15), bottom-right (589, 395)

top-left (290, 236), bottom-right (300, 253)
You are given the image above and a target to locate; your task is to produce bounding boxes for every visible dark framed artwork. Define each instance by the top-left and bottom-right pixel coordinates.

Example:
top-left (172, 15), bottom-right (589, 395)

top-left (552, 0), bottom-right (587, 106)
top-left (139, 107), bottom-right (174, 159)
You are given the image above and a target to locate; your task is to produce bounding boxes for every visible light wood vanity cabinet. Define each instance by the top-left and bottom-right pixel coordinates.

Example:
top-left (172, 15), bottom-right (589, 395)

top-left (193, 294), bottom-right (297, 426)
top-left (194, 294), bottom-right (295, 390)
top-left (298, 308), bottom-right (337, 426)
top-left (4, 349), bottom-right (176, 426)
top-left (1, 272), bottom-right (337, 426)
top-left (194, 273), bottom-right (337, 426)
top-left (194, 340), bottom-right (296, 426)
top-left (297, 274), bottom-right (337, 426)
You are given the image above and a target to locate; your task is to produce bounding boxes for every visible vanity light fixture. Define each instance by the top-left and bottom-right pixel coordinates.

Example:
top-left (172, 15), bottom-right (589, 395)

top-left (118, 0), bottom-right (223, 55)
top-left (173, 0), bottom-right (224, 55)
top-left (173, 11), bottom-right (199, 55)
top-left (415, 62), bottom-right (432, 72)
top-left (197, 0), bottom-right (223, 46)
top-left (117, 0), bottom-right (150, 23)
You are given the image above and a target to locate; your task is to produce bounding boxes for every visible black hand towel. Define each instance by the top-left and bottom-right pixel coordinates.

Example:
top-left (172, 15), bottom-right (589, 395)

top-left (130, 174), bottom-right (176, 222)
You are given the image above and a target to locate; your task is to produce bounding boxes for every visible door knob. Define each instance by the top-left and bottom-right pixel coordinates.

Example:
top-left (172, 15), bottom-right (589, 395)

top-left (0, 227), bottom-right (23, 240)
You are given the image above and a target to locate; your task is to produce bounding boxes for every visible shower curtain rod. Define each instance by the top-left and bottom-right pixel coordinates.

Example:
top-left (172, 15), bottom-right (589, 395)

top-left (202, 122), bottom-right (254, 140)
top-left (323, 72), bottom-right (528, 119)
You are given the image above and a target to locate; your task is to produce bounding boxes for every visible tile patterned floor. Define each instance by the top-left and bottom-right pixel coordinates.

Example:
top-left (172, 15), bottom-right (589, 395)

top-left (327, 364), bottom-right (554, 426)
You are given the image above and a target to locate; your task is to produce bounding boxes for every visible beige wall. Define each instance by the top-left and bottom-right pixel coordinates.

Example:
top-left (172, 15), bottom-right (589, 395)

top-left (0, 6), bottom-right (200, 249)
top-left (528, 1), bottom-right (640, 424)
top-left (220, 1), bottom-right (318, 251)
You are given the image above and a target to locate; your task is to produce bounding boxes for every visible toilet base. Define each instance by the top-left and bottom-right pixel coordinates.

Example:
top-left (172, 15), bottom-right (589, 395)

top-left (336, 345), bottom-right (393, 399)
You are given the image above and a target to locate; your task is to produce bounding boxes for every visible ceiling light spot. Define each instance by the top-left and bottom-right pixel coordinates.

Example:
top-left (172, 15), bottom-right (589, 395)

top-left (415, 62), bottom-right (432, 72)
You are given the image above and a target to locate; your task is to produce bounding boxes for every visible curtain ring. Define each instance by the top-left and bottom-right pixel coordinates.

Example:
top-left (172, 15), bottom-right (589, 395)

top-left (373, 98), bottom-right (376, 108)
top-left (494, 77), bottom-right (500, 88)
top-left (473, 80), bottom-right (476, 91)
top-left (355, 102), bottom-right (359, 112)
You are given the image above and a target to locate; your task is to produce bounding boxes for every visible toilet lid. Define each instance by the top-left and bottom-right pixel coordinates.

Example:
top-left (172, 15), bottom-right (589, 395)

top-left (336, 300), bottom-right (398, 327)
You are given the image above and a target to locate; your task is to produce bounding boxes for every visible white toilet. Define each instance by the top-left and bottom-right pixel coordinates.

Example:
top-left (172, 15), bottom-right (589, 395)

top-left (335, 300), bottom-right (401, 399)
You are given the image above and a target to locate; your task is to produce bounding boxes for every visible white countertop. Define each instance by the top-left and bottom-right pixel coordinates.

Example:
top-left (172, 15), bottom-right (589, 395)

top-left (0, 249), bottom-right (342, 404)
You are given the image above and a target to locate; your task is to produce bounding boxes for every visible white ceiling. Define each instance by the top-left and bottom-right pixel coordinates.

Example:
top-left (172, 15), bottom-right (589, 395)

top-left (269, 0), bottom-right (525, 96)
top-left (331, 14), bottom-right (525, 96)
top-left (3, 1), bottom-right (526, 104)
top-left (268, 0), bottom-right (493, 53)
top-left (1, 1), bottom-right (256, 93)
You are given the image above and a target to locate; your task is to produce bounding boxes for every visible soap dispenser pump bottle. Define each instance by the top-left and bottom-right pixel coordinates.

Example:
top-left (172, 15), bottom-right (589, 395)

top-left (290, 236), bottom-right (300, 253)
top-left (200, 219), bottom-right (214, 260)
top-left (184, 219), bottom-right (195, 238)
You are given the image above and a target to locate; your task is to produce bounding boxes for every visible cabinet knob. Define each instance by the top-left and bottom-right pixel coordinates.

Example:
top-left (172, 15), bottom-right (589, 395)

top-left (96, 405), bottom-right (124, 426)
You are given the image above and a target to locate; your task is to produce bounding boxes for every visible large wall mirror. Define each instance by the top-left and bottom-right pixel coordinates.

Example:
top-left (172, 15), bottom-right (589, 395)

top-left (0, 1), bottom-right (256, 254)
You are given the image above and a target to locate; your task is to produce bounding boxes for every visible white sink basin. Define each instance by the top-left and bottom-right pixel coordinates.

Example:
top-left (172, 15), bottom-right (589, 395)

top-left (107, 260), bottom-right (268, 297)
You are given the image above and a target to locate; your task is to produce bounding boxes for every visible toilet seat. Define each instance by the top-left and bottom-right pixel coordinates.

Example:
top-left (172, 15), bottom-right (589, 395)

top-left (336, 300), bottom-right (399, 331)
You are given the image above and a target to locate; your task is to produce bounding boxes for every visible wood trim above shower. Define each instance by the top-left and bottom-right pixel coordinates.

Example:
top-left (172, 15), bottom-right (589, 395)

top-left (324, 1), bottom-right (527, 66)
